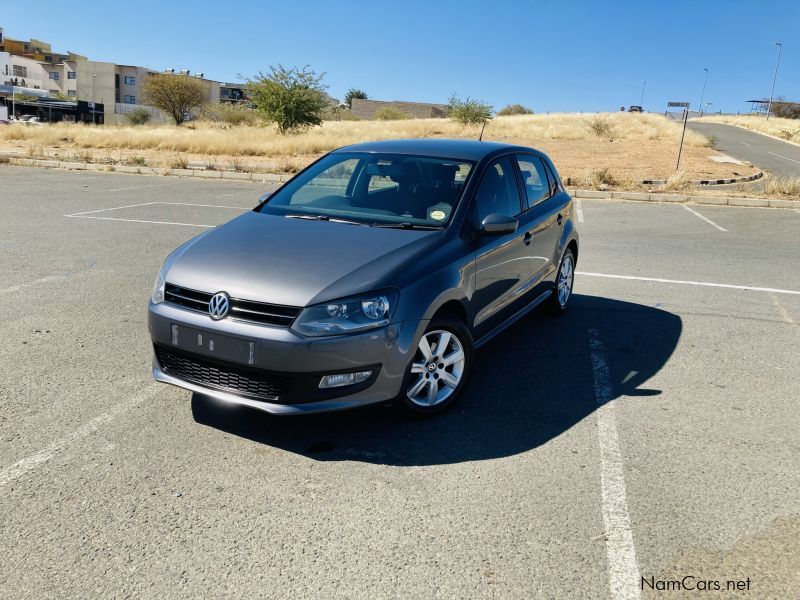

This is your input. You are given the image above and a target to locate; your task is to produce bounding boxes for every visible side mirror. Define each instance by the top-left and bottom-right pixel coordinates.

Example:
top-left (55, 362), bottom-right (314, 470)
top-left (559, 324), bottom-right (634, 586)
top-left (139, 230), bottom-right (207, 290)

top-left (481, 213), bottom-right (518, 235)
top-left (258, 191), bottom-right (272, 204)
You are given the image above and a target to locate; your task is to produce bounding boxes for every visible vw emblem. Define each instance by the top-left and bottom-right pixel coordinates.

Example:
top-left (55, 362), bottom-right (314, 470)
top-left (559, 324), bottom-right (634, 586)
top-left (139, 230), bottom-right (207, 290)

top-left (208, 292), bottom-right (230, 320)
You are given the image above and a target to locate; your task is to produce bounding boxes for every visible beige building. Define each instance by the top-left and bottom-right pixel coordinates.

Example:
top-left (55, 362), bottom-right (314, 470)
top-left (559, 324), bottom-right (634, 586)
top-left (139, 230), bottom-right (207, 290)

top-left (1, 27), bottom-right (222, 122)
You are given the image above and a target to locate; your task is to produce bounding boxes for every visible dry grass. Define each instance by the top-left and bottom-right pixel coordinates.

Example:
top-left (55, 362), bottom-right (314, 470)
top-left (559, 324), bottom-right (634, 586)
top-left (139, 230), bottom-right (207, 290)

top-left (0, 112), bottom-right (710, 157)
top-left (0, 113), bottom-right (755, 185)
top-left (697, 115), bottom-right (800, 144)
top-left (764, 174), bottom-right (800, 196)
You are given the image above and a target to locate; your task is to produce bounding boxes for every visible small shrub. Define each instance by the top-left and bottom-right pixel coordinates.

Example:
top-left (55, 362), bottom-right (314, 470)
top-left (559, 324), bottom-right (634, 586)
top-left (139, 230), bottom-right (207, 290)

top-left (587, 168), bottom-right (618, 189)
top-left (497, 103), bottom-right (534, 116)
top-left (658, 171), bottom-right (692, 192)
top-left (26, 144), bottom-right (44, 158)
top-left (587, 116), bottom-right (614, 139)
top-left (778, 128), bottom-right (800, 141)
top-left (169, 155), bottom-right (189, 169)
top-left (205, 161), bottom-right (219, 171)
top-left (374, 107), bottom-right (410, 121)
top-left (703, 135), bottom-right (717, 148)
top-left (72, 150), bottom-right (93, 163)
top-left (125, 155), bottom-right (147, 166)
top-left (0, 155), bottom-right (10, 164)
top-left (125, 107), bottom-right (152, 126)
top-left (448, 95), bottom-right (492, 125)
top-left (228, 157), bottom-right (250, 172)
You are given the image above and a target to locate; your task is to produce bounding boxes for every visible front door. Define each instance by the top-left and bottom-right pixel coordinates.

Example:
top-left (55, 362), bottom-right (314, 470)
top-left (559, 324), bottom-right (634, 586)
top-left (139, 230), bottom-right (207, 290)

top-left (470, 156), bottom-right (534, 339)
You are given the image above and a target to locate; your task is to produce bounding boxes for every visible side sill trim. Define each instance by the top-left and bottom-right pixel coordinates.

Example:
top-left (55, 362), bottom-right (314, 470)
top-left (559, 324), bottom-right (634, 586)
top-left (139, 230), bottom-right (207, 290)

top-left (474, 290), bottom-right (552, 349)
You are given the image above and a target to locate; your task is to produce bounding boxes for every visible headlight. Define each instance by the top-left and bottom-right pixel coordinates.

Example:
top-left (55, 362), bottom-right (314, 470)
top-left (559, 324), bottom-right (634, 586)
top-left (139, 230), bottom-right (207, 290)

top-left (150, 234), bottom-right (207, 305)
top-left (291, 290), bottom-right (398, 336)
top-left (151, 266), bottom-right (167, 304)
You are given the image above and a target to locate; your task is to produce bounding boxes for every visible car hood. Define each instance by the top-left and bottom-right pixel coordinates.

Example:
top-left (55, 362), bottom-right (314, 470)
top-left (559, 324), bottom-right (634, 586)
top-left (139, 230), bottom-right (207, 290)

top-left (165, 211), bottom-right (441, 307)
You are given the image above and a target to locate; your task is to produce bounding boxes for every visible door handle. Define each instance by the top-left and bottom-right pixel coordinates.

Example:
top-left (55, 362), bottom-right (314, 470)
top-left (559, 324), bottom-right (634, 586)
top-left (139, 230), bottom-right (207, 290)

top-left (557, 213), bottom-right (563, 225)
top-left (523, 232), bottom-right (533, 246)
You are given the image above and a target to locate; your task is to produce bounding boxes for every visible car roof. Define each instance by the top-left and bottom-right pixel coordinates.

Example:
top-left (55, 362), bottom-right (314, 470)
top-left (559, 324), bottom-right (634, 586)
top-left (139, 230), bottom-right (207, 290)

top-left (334, 138), bottom-right (534, 161)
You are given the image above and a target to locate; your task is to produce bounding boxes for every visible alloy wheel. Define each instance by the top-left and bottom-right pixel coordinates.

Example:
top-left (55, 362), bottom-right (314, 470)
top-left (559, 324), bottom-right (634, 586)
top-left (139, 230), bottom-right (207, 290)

top-left (557, 253), bottom-right (574, 307)
top-left (406, 329), bottom-right (466, 407)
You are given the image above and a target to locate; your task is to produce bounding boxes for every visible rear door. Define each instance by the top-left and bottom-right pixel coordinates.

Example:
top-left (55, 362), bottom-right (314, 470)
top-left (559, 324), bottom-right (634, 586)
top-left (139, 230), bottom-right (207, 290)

top-left (514, 154), bottom-right (567, 295)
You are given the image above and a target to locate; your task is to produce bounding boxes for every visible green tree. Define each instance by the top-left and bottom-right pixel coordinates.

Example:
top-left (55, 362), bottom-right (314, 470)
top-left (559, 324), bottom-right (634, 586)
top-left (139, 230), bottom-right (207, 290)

top-left (448, 95), bottom-right (493, 125)
top-left (142, 74), bottom-right (208, 125)
top-left (497, 103), bottom-right (534, 116)
top-left (344, 88), bottom-right (368, 108)
top-left (247, 65), bottom-right (328, 133)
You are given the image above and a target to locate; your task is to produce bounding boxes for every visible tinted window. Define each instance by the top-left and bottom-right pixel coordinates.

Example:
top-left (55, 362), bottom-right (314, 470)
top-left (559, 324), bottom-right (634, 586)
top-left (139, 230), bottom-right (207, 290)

top-left (516, 155), bottom-right (551, 208)
top-left (473, 157), bottom-right (521, 224)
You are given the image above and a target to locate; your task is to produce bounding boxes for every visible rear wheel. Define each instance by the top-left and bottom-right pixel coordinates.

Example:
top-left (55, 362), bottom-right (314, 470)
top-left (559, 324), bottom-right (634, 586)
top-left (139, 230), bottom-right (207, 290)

top-left (398, 316), bottom-right (473, 415)
top-left (548, 247), bottom-right (575, 313)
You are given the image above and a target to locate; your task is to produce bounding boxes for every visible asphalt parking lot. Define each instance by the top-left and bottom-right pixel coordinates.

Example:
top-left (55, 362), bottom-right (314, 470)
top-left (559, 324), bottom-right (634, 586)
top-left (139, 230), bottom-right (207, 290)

top-left (1, 165), bottom-right (799, 599)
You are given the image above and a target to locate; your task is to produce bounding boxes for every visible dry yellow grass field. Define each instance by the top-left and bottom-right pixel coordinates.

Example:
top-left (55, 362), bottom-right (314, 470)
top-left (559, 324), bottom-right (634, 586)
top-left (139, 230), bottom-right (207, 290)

top-left (0, 112), bottom-right (758, 186)
top-left (696, 115), bottom-right (800, 145)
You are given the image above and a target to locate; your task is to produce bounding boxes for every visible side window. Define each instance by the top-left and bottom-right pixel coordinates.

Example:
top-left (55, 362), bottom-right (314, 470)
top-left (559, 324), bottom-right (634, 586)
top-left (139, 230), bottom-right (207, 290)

top-left (473, 157), bottom-right (522, 224)
top-left (515, 155), bottom-right (551, 208)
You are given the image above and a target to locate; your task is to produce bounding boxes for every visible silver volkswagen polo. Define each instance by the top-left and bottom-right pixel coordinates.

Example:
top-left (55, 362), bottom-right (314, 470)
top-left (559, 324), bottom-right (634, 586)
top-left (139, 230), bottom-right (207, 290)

top-left (148, 139), bottom-right (578, 415)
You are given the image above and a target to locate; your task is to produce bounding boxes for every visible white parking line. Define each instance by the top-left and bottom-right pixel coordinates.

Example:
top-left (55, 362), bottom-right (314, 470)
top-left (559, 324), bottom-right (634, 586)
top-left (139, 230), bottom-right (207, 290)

top-left (67, 201), bottom-right (160, 217)
top-left (65, 215), bottom-right (215, 228)
top-left (681, 204), bottom-right (727, 231)
top-left (741, 141), bottom-right (752, 147)
top-left (589, 329), bottom-right (641, 600)
top-left (767, 151), bottom-right (800, 165)
top-left (578, 272), bottom-right (800, 295)
top-left (105, 184), bottom-right (161, 193)
top-left (158, 201), bottom-right (247, 210)
top-left (576, 199), bottom-right (585, 223)
top-left (0, 385), bottom-right (161, 487)
top-left (0, 273), bottom-right (72, 295)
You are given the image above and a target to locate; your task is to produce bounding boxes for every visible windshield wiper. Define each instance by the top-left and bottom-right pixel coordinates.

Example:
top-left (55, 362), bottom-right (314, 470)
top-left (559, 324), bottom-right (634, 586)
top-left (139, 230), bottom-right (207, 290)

top-left (284, 214), bottom-right (366, 226)
top-left (371, 222), bottom-right (442, 230)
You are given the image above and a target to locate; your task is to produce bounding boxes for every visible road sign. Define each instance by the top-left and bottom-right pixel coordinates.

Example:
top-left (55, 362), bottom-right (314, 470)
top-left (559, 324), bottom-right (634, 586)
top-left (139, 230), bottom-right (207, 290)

top-left (668, 101), bottom-right (690, 108)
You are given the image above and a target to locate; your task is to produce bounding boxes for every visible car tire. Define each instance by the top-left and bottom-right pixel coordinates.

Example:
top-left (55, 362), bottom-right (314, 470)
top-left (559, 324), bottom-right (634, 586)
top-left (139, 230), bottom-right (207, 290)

top-left (397, 315), bottom-right (473, 416)
top-left (547, 247), bottom-right (576, 314)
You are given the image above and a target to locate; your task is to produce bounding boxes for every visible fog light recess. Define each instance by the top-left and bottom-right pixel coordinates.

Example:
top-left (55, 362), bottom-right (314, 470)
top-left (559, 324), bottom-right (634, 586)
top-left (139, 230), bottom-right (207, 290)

top-left (319, 371), bottom-right (372, 389)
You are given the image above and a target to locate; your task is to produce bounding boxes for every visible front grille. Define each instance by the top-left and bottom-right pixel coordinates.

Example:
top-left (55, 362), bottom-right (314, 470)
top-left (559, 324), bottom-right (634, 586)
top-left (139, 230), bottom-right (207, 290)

top-left (155, 345), bottom-right (292, 401)
top-left (165, 283), bottom-right (301, 327)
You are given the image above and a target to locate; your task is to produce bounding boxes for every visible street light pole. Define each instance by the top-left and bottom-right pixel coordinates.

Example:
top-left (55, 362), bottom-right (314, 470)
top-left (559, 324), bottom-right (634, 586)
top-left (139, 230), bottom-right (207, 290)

top-left (91, 75), bottom-right (97, 124)
top-left (766, 42), bottom-right (782, 120)
top-left (640, 80), bottom-right (647, 107)
top-left (698, 68), bottom-right (709, 117)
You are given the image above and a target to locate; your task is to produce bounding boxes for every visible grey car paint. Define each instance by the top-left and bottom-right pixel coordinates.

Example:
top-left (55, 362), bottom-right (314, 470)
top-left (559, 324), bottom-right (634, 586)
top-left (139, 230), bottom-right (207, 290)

top-left (148, 139), bottom-right (579, 414)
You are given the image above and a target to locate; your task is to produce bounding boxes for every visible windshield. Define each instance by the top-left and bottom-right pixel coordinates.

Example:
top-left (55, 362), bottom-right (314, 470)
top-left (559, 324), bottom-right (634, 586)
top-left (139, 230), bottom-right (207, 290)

top-left (258, 152), bottom-right (475, 227)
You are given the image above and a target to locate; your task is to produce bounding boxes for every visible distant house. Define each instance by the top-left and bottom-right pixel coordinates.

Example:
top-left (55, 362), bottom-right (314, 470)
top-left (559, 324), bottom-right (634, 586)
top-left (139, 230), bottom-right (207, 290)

top-left (350, 98), bottom-right (449, 119)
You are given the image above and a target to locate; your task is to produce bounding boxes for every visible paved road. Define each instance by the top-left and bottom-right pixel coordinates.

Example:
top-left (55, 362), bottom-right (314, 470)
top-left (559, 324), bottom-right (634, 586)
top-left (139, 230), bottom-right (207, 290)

top-left (1, 165), bottom-right (799, 598)
top-left (688, 121), bottom-right (800, 177)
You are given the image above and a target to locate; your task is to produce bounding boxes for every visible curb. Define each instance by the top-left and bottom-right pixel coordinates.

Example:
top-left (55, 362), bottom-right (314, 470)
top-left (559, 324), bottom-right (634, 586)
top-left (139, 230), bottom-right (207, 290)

top-left (568, 188), bottom-right (800, 210)
top-left (640, 171), bottom-right (763, 185)
top-left (0, 155), bottom-right (293, 184)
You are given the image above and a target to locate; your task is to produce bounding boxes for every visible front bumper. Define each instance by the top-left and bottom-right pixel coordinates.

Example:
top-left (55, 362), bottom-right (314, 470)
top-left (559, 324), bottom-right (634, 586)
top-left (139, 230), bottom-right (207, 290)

top-left (148, 301), bottom-right (424, 415)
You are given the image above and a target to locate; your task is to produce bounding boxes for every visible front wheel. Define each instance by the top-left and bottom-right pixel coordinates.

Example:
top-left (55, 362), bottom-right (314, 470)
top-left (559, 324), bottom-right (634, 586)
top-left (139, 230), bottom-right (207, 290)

top-left (397, 316), bottom-right (473, 415)
top-left (548, 247), bottom-right (575, 314)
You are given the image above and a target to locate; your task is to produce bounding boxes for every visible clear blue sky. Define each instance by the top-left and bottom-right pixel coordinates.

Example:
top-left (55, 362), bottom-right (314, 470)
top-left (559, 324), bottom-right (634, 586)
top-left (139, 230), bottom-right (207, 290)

top-left (3, 1), bottom-right (798, 114)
